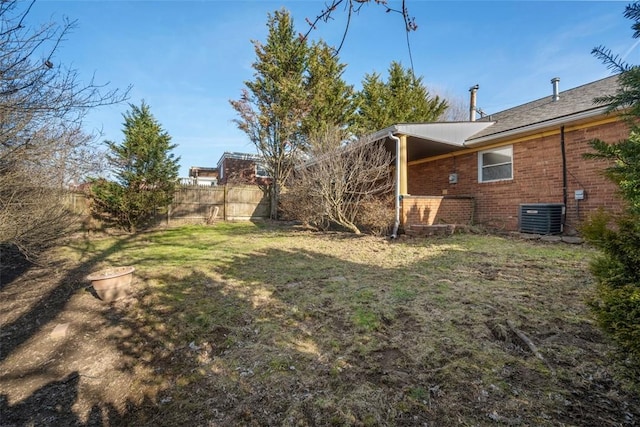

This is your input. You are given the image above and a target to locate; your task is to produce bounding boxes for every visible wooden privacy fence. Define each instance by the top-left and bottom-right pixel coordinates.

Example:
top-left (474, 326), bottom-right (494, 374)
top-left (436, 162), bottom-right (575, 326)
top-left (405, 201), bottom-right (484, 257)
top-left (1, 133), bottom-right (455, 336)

top-left (64, 185), bottom-right (270, 226)
top-left (168, 185), bottom-right (270, 224)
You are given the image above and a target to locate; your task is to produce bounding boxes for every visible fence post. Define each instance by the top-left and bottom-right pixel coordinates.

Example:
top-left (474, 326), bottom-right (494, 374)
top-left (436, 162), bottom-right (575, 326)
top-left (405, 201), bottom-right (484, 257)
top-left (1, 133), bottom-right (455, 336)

top-left (223, 185), bottom-right (228, 221)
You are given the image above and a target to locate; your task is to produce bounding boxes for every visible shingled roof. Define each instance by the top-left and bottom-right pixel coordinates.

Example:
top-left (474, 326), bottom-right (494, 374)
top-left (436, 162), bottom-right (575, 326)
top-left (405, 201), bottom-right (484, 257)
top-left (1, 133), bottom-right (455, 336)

top-left (366, 74), bottom-right (622, 161)
top-left (467, 74), bottom-right (621, 143)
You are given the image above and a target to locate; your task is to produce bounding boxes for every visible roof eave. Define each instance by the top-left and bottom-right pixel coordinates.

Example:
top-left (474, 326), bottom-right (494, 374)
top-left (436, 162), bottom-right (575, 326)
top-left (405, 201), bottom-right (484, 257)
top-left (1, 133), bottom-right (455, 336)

top-left (366, 122), bottom-right (496, 146)
top-left (367, 125), bottom-right (400, 142)
top-left (464, 106), bottom-right (614, 147)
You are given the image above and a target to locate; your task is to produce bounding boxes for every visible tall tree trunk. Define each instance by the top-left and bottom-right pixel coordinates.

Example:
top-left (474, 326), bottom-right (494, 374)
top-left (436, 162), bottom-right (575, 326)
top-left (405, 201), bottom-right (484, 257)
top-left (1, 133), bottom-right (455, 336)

top-left (270, 180), bottom-right (279, 220)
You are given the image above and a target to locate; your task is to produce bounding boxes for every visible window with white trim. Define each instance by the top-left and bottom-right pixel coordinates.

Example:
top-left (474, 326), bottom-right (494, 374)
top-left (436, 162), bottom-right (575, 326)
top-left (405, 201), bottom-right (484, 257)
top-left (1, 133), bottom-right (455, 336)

top-left (478, 146), bottom-right (513, 182)
top-left (255, 163), bottom-right (269, 178)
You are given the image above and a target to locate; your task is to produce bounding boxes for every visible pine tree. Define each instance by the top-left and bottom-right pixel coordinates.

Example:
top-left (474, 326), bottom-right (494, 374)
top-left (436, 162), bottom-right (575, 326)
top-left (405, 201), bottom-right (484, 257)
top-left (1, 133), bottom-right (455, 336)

top-left (230, 9), bottom-right (308, 219)
top-left (592, 3), bottom-right (640, 118)
top-left (354, 61), bottom-right (448, 134)
top-left (354, 72), bottom-right (391, 136)
top-left (582, 1), bottom-right (640, 369)
top-left (91, 101), bottom-right (180, 232)
top-left (304, 40), bottom-right (356, 146)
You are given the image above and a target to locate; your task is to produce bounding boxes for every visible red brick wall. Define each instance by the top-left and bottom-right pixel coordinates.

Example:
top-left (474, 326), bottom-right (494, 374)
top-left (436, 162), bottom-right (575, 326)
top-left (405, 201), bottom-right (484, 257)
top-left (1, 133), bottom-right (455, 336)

top-left (407, 120), bottom-right (627, 232)
top-left (563, 121), bottom-right (626, 229)
top-left (402, 196), bottom-right (474, 227)
top-left (220, 158), bottom-right (271, 186)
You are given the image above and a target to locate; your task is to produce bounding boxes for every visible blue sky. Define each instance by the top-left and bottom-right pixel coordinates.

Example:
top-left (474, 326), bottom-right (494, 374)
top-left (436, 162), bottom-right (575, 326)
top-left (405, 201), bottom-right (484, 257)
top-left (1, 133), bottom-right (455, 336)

top-left (29, 1), bottom-right (638, 177)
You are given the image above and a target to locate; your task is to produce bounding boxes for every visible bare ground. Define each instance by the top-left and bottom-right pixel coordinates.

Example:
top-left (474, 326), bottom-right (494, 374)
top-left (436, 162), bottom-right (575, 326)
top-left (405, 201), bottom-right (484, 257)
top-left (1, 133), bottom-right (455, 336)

top-left (0, 226), bottom-right (639, 426)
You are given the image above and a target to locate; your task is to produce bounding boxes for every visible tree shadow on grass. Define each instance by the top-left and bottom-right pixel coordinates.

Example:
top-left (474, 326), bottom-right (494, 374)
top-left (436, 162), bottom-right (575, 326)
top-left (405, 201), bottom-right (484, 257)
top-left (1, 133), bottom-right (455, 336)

top-left (101, 247), bottom-right (441, 425)
top-left (0, 234), bottom-right (136, 363)
top-left (0, 371), bottom-right (82, 426)
top-left (0, 233), bottom-right (144, 425)
top-left (0, 245), bottom-right (39, 291)
top-left (2, 228), bottom-right (638, 426)
top-left (0, 368), bottom-right (158, 426)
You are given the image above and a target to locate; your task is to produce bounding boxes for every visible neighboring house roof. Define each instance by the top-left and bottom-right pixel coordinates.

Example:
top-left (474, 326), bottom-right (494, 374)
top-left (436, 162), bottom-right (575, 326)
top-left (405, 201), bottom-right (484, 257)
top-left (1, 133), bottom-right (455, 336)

top-left (371, 75), bottom-right (621, 161)
top-left (189, 166), bottom-right (218, 177)
top-left (217, 151), bottom-right (263, 163)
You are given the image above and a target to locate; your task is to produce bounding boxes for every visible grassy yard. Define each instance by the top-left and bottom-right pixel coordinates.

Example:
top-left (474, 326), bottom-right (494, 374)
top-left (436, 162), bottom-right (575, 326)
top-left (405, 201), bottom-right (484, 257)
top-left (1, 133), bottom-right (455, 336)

top-left (1, 222), bottom-right (638, 426)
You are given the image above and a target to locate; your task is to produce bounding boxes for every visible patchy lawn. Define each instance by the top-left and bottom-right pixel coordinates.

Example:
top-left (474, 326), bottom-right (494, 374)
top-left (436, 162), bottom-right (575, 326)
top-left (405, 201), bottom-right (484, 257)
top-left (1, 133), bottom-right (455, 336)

top-left (1, 222), bottom-right (638, 426)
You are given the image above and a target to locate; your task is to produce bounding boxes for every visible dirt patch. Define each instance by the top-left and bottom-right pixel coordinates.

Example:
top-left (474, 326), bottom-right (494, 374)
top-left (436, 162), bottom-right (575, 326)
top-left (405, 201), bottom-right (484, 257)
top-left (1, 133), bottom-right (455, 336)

top-left (0, 250), bottom-right (152, 425)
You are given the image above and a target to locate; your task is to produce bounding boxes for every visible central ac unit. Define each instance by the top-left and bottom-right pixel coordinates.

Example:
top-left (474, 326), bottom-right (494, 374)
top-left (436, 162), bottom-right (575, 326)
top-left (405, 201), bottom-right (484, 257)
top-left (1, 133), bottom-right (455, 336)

top-left (519, 203), bottom-right (564, 234)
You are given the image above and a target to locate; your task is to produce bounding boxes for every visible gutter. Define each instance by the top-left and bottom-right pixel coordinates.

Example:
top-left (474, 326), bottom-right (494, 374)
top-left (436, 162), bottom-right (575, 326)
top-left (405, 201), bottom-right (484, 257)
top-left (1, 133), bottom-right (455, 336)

top-left (389, 132), bottom-right (401, 239)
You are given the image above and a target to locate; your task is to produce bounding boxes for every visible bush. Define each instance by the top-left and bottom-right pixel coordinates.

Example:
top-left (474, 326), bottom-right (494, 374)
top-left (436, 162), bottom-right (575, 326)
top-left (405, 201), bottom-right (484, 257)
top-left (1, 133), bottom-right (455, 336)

top-left (355, 196), bottom-right (395, 236)
top-left (588, 282), bottom-right (640, 365)
top-left (279, 184), bottom-right (328, 230)
top-left (282, 127), bottom-right (394, 234)
top-left (581, 210), bottom-right (640, 363)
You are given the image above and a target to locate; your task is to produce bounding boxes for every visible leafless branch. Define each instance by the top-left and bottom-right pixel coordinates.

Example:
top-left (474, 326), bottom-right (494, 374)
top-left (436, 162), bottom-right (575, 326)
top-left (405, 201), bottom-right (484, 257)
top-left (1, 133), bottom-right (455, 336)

top-left (282, 126), bottom-right (394, 233)
top-left (300, 0), bottom-right (417, 58)
top-left (0, 1), bottom-right (129, 259)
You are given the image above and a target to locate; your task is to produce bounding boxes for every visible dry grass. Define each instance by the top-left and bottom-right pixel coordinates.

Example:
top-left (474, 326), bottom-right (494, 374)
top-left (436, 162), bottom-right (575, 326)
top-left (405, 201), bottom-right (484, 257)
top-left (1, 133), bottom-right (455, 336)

top-left (2, 222), bottom-right (639, 426)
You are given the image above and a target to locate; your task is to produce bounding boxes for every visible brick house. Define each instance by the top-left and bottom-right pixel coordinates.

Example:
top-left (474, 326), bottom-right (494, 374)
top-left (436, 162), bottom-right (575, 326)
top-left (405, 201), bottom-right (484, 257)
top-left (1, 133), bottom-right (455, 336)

top-left (216, 152), bottom-right (271, 186)
top-left (186, 152), bottom-right (271, 187)
top-left (369, 75), bottom-right (626, 235)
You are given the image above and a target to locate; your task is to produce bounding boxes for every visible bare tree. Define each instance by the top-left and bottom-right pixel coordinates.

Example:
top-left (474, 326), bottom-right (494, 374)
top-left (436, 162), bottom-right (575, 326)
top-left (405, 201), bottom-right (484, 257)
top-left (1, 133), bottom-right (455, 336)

top-left (0, 1), bottom-right (129, 259)
top-left (282, 127), bottom-right (394, 234)
top-left (436, 92), bottom-right (469, 122)
top-left (302, 0), bottom-right (417, 55)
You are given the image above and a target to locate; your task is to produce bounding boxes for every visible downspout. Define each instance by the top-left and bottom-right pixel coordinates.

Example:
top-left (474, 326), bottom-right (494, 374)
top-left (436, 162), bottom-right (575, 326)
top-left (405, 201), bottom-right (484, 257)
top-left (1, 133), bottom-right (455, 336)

top-left (389, 132), bottom-right (401, 238)
top-left (560, 125), bottom-right (567, 232)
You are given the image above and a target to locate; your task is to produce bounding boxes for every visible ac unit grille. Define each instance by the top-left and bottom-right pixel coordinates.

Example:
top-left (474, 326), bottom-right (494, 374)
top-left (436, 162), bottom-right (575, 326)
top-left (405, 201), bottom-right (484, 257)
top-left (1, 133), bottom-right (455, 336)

top-left (519, 203), bottom-right (564, 235)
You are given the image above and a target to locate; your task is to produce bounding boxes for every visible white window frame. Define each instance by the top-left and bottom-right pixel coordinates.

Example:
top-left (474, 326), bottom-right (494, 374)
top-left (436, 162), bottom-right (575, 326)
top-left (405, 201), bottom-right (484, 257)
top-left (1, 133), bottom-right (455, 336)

top-left (255, 163), bottom-right (269, 178)
top-left (478, 145), bottom-right (513, 183)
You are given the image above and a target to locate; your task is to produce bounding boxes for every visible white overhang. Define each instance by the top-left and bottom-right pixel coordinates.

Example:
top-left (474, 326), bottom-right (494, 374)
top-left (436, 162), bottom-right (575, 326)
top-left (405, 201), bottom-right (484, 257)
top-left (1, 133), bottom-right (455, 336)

top-left (368, 122), bottom-right (495, 161)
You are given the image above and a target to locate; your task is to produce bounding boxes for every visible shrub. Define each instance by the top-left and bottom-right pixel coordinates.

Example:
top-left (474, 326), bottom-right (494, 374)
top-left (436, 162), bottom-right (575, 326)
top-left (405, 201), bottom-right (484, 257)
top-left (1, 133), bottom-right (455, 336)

top-left (355, 196), bottom-right (395, 236)
top-left (587, 1), bottom-right (640, 377)
top-left (582, 209), bottom-right (640, 363)
top-left (588, 282), bottom-right (640, 366)
top-left (282, 127), bottom-right (394, 234)
top-left (279, 184), bottom-right (328, 230)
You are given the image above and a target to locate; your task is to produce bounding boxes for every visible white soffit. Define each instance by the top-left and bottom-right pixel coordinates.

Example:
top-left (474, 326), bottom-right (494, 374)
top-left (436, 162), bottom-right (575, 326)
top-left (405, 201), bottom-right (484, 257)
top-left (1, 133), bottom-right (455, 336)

top-left (370, 122), bottom-right (495, 146)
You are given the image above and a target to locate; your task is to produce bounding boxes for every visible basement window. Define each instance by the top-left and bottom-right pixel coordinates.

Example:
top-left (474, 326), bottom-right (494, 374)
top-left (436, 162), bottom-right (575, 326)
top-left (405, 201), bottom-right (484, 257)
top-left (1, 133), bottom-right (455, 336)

top-left (478, 146), bottom-right (513, 182)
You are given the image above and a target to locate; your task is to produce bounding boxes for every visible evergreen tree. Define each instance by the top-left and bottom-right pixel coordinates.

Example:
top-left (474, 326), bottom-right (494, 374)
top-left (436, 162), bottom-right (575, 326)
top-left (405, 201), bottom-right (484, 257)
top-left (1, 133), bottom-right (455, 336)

top-left (582, 2), bottom-right (640, 370)
top-left (592, 3), bottom-right (640, 119)
top-left (354, 72), bottom-right (391, 135)
top-left (304, 40), bottom-right (356, 146)
top-left (230, 9), bottom-right (308, 219)
top-left (354, 61), bottom-right (448, 134)
top-left (91, 101), bottom-right (179, 232)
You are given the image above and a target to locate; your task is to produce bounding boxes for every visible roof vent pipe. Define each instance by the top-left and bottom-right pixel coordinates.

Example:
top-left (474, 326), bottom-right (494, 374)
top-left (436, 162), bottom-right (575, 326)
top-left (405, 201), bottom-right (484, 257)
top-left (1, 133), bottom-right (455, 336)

top-left (551, 77), bottom-right (560, 102)
top-left (469, 84), bottom-right (479, 121)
